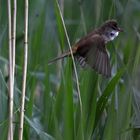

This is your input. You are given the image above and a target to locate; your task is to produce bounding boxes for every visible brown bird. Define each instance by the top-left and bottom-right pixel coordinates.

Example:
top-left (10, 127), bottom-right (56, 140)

top-left (48, 20), bottom-right (123, 77)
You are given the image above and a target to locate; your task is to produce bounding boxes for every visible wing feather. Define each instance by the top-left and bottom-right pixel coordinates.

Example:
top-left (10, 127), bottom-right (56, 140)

top-left (75, 34), bottom-right (111, 77)
top-left (97, 52), bottom-right (102, 74)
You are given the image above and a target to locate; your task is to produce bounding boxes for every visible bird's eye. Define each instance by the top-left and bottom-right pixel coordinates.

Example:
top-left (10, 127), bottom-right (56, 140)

top-left (110, 33), bottom-right (114, 36)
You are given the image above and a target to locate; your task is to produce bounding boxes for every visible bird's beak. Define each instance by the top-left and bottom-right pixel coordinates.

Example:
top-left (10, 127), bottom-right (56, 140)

top-left (117, 27), bottom-right (123, 32)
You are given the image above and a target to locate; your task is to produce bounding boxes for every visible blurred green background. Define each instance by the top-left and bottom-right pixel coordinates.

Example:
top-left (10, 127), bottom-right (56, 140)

top-left (0, 0), bottom-right (140, 139)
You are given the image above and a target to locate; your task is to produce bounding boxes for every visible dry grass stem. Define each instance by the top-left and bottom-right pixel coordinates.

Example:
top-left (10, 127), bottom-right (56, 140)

top-left (18, 0), bottom-right (29, 139)
top-left (12, 0), bottom-right (17, 86)
top-left (7, 0), bottom-right (14, 139)
top-left (56, 0), bottom-right (83, 114)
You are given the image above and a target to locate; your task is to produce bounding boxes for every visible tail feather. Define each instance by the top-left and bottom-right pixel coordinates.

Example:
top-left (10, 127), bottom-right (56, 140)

top-left (48, 51), bottom-right (71, 65)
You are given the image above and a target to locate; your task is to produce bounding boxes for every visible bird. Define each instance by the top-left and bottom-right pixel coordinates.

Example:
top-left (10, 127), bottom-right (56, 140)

top-left (48, 19), bottom-right (123, 78)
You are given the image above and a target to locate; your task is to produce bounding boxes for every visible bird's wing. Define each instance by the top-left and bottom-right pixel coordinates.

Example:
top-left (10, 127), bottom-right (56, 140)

top-left (75, 34), bottom-right (111, 77)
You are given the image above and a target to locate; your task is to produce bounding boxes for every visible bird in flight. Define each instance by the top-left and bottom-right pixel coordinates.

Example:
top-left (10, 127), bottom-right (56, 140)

top-left (48, 20), bottom-right (123, 78)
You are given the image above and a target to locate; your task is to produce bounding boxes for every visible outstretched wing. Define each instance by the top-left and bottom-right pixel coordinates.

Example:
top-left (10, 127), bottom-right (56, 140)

top-left (75, 34), bottom-right (111, 77)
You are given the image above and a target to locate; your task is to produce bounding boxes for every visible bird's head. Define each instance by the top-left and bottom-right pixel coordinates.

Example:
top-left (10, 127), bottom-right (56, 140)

top-left (100, 20), bottom-right (123, 43)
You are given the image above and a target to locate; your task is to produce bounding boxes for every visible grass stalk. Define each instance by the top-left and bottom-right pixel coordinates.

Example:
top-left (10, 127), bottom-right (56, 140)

top-left (56, 0), bottom-right (83, 114)
top-left (56, 0), bottom-right (64, 89)
top-left (12, 0), bottom-right (17, 88)
top-left (7, 0), bottom-right (14, 139)
top-left (18, 0), bottom-right (28, 139)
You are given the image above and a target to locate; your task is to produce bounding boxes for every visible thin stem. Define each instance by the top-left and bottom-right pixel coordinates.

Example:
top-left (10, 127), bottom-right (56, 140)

top-left (59, 0), bottom-right (64, 14)
top-left (18, 0), bottom-right (28, 139)
top-left (56, 0), bottom-right (83, 114)
top-left (7, 0), bottom-right (14, 139)
top-left (56, 0), bottom-right (64, 89)
top-left (12, 0), bottom-right (17, 87)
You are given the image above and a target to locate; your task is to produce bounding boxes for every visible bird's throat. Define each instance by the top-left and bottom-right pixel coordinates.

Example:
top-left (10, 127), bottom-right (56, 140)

top-left (102, 30), bottom-right (119, 43)
top-left (110, 31), bottom-right (119, 41)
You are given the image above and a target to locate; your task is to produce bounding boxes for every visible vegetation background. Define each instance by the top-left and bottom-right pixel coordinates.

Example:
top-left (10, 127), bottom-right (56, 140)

top-left (0, 0), bottom-right (140, 139)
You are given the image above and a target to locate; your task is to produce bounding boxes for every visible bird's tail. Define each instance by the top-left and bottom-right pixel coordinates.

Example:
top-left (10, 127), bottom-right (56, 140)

top-left (48, 51), bottom-right (71, 65)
